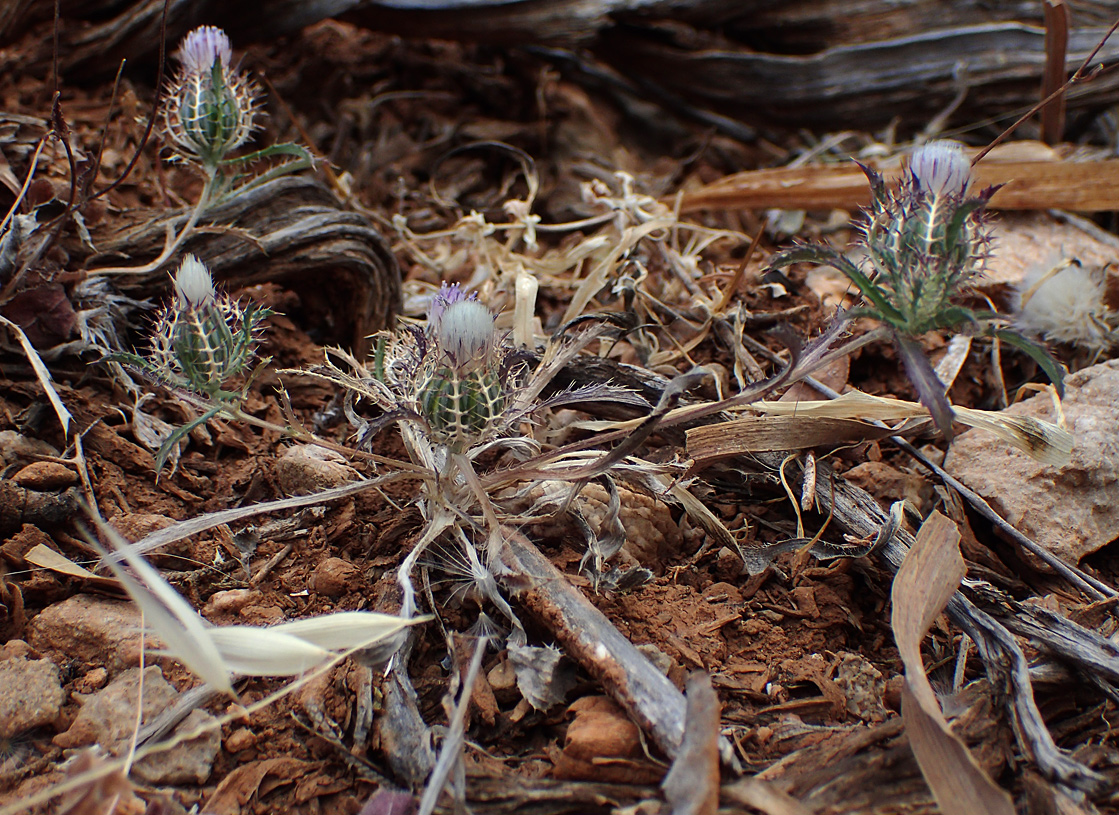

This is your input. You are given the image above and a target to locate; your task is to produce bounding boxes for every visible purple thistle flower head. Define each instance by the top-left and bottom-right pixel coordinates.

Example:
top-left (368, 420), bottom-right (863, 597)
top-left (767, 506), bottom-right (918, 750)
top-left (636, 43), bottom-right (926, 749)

top-left (176, 26), bottom-right (233, 76)
top-left (427, 282), bottom-right (473, 326)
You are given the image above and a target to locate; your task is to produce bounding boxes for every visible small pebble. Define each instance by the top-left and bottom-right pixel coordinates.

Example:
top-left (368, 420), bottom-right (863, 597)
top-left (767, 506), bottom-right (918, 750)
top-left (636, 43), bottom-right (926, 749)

top-left (12, 461), bottom-right (78, 491)
top-left (205, 588), bottom-right (263, 615)
top-left (224, 727), bottom-right (257, 753)
top-left (309, 556), bottom-right (360, 597)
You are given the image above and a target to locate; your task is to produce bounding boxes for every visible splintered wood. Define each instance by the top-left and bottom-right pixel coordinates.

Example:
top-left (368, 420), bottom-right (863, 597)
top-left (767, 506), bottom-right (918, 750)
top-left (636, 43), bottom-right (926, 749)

top-left (677, 157), bottom-right (1119, 213)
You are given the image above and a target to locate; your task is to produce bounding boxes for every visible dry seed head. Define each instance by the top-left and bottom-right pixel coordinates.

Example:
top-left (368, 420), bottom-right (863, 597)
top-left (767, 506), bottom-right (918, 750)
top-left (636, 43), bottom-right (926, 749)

top-left (1015, 259), bottom-right (1115, 349)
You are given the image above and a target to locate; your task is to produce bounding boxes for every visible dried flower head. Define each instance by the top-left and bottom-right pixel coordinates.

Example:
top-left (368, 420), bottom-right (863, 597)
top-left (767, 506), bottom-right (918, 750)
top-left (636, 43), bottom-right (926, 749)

top-left (161, 25), bottom-right (259, 169)
top-left (1015, 258), bottom-right (1116, 350)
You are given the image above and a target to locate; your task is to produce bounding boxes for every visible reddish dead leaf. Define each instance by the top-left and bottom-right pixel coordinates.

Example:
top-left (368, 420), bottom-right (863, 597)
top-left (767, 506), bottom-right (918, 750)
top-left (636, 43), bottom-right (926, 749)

top-left (891, 511), bottom-right (1015, 815)
top-left (204, 757), bottom-right (314, 815)
top-left (552, 695), bottom-right (662, 785)
top-left (56, 750), bottom-right (148, 815)
top-left (1, 283), bottom-right (76, 347)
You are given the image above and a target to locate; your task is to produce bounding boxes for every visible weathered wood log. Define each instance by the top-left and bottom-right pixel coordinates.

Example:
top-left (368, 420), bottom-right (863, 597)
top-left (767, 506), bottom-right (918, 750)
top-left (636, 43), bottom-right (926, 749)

top-left (90, 175), bottom-right (401, 353)
top-left (7, 0), bottom-right (1119, 131)
top-left (676, 157), bottom-right (1119, 213)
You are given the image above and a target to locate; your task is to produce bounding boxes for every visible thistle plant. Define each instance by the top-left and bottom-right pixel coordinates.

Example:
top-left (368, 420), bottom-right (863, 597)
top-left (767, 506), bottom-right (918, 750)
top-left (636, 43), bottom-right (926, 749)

top-left (92, 26), bottom-right (312, 277)
top-left (161, 25), bottom-right (260, 172)
top-left (109, 254), bottom-right (272, 469)
top-left (769, 140), bottom-right (1063, 437)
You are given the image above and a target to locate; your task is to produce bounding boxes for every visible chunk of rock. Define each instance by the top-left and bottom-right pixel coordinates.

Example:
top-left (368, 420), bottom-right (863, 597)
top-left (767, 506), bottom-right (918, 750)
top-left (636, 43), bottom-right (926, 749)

top-left (12, 461), bottom-right (79, 490)
top-left (833, 653), bottom-right (888, 723)
top-left (28, 594), bottom-right (144, 671)
top-left (944, 359), bottom-right (1119, 565)
top-left (55, 666), bottom-right (220, 785)
top-left (276, 445), bottom-right (360, 495)
top-left (0, 655), bottom-right (65, 738)
top-left (0, 431), bottom-right (58, 468)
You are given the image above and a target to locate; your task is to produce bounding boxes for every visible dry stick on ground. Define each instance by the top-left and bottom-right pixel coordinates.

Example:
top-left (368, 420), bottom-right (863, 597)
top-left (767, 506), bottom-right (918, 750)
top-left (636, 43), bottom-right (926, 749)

top-left (496, 527), bottom-right (739, 770)
top-left (801, 459), bottom-right (1109, 794)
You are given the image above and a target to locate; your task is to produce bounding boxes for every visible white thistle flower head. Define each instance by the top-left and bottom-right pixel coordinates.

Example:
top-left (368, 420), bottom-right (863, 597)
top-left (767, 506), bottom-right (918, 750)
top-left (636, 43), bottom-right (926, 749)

top-left (437, 298), bottom-right (495, 372)
top-left (909, 140), bottom-right (972, 198)
top-left (176, 26), bottom-right (232, 76)
top-left (173, 254), bottom-right (217, 310)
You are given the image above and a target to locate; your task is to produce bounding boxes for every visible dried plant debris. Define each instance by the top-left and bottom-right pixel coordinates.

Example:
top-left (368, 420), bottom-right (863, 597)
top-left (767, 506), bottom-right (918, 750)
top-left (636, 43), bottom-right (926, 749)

top-left (3, 12), bottom-right (1119, 815)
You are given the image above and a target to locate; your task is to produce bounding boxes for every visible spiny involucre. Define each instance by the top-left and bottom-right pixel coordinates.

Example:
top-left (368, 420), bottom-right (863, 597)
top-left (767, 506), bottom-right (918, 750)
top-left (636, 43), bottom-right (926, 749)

top-left (146, 255), bottom-right (272, 397)
top-left (418, 284), bottom-right (505, 451)
top-left (859, 139), bottom-right (995, 335)
top-left (161, 25), bottom-right (259, 169)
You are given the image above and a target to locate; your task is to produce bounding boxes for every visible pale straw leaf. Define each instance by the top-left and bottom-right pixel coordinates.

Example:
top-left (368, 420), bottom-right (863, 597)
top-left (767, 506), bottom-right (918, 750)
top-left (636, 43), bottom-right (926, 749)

top-left (270, 611), bottom-right (426, 651)
top-left (753, 390), bottom-right (1072, 464)
top-left (951, 405), bottom-right (1073, 466)
top-left (92, 519), bottom-right (233, 695)
top-left (207, 627), bottom-right (334, 676)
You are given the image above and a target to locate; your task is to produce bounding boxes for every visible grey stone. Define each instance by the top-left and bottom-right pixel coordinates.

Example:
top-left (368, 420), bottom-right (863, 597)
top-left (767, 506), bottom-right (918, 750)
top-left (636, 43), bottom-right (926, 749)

top-left (0, 656), bottom-right (65, 738)
top-left (944, 359), bottom-right (1119, 565)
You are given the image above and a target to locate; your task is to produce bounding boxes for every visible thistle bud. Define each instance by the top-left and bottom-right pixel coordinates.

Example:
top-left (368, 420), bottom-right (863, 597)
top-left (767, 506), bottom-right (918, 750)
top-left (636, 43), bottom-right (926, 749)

top-left (173, 254), bottom-right (216, 310)
top-left (908, 140), bottom-right (971, 199)
top-left (418, 283), bottom-right (504, 450)
top-left (161, 26), bottom-right (259, 168)
top-left (146, 256), bottom-right (272, 397)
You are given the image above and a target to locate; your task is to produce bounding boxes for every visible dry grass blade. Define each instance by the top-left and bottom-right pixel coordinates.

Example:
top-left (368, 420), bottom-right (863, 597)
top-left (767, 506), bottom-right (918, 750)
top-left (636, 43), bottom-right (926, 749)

top-left (0, 314), bottom-right (72, 436)
top-left (417, 638), bottom-right (487, 815)
top-left (891, 511), bottom-right (1015, 815)
top-left (206, 627), bottom-right (335, 676)
top-left (686, 415), bottom-right (895, 463)
top-left (88, 517), bottom-right (234, 696)
top-left (271, 611), bottom-right (429, 651)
